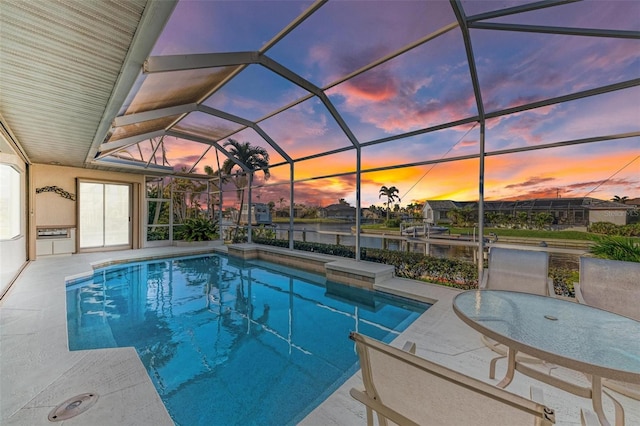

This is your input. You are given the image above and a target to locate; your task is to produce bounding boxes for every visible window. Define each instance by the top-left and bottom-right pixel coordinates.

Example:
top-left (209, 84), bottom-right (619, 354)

top-left (0, 164), bottom-right (20, 239)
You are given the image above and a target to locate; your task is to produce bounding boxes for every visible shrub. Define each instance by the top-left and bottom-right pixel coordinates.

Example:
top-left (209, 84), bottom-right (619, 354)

top-left (588, 221), bottom-right (640, 237)
top-left (549, 267), bottom-right (577, 297)
top-left (588, 221), bottom-right (619, 235)
top-left (384, 218), bottom-right (401, 228)
top-left (362, 248), bottom-right (478, 289)
top-left (177, 217), bottom-right (218, 241)
top-left (619, 223), bottom-right (640, 237)
top-left (588, 235), bottom-right (640, 262)
top-left (253, 239), bottom-right (479, 288)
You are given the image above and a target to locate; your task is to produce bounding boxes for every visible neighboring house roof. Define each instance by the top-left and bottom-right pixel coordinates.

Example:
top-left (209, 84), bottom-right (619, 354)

top-left (423, 197), bottom-right (633, 212)
top-left (423, 200), bottom-right (460, 210)
top-left (325, 203), bottom-right (354, 210)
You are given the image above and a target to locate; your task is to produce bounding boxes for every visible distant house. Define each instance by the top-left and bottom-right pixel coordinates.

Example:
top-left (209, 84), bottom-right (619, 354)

top-left (423, 200), bottom-right (463, 224)
top-left (321, 203), bottom-right (356, 220)
top-left (624, 197), bottom-right (640, 207)
top-left (362, 207), bottom-right (381, 220)
top-left (422, 197), bottom-right (634, 226)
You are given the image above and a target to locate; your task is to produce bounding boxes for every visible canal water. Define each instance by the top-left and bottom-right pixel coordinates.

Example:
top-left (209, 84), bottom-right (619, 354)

top-left (272, 222), bottom-right (580, 270)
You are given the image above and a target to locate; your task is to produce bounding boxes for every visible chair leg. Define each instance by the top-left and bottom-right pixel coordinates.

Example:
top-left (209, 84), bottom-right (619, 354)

top-left (496, 348), bottom-right (517, 388)
top-left (366, 407), bottom-right (373, 426)
top-left (604, 390), bottom-right (625, 426)
top-left (489, 355), bottom-right (506, 379)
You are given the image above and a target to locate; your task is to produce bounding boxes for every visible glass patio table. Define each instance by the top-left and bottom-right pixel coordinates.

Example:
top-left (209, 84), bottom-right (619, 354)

top-left (453, 290), bottom-right (640, 426)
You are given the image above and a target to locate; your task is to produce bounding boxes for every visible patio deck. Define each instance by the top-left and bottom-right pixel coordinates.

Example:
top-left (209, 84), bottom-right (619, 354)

top-left (1, 248), bottom-right (638, 425)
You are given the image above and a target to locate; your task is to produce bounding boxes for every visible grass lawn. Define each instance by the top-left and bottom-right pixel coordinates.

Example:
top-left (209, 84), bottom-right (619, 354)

top-left (361, 224), bottom-right (602, 241)
top-left (448, 227), bottom-right (596, 241)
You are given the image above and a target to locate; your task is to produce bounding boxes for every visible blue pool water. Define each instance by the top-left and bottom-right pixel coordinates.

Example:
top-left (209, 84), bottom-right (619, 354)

top-left (66, 254), bottom-right (429, 425)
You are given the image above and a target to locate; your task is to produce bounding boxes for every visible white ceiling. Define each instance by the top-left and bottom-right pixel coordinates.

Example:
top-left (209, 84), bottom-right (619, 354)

top-left (0, 0), bottom-right (175, 169)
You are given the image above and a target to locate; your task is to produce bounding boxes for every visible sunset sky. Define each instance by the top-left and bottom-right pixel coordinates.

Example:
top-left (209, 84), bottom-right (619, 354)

top-left (115, 0), bottom-right (639, 208)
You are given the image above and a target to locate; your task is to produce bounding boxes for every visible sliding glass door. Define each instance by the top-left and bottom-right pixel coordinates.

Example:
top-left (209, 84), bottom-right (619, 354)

top-left (79, 181), bottom-right (131, 249)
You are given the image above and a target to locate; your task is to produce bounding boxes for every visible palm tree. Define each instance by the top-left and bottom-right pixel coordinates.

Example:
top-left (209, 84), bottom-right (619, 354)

top-left (221, 139), bottom-right (270, 231)
top-left (612, 195), bottom-right (629, 203)
top-left (379, 185), bottom-right (399, 221)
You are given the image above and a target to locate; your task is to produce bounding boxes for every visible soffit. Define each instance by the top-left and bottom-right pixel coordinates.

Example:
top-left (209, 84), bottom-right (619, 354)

top-left (0, 0), bottom-right (147, 167)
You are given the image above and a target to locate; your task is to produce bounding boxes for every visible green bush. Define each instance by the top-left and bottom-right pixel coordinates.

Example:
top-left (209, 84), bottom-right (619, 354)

top-left (588, 221), bottom-right (640, 237)
top-left (362, 248), bottom-right (478, 289)
top-left (588, 235), bottom-right (640, 262)
top-left (549, 267), bottom-right (577, 297)
top-left (384, 219), bottom-right (401, 228)
top-left (177, 217), bottom-right (218, 241)
top-left (252, 238), bottom-right (357, 258)
top-left (253, 238), bottom-right (478, 289)
top-left (588, 221), bottom-right (619, 235)
top-left (619, 223), bottom-right (640, 236)
top-left (252, 225), bottom-right (276, 239)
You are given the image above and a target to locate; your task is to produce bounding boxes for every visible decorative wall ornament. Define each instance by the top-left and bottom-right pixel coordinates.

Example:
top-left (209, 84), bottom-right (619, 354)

top-left (36, 185), bottom-right (76, 201)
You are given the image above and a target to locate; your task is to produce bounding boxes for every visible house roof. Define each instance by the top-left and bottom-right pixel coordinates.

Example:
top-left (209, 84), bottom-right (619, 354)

top-left (424, 200), bottom-right (460, 210)
top-left (425, 197), bottom-right (634, 211)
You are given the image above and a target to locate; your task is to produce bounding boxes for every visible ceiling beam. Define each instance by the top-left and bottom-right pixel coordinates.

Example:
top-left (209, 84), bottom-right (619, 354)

top-left (259, 55), bottom-right (361, 148)
top-left (468, 22), bottom-right (640, 39)
top-left (97, 130), bottom-right (166, 154)
top-left (166, 129), bottom-right (251, 173)
top-left (87, 0), bottom-right (178, 163)
top-left (94, 157), bottom-right (174, 172)
top-left (112, 103), bottom-right (197, 127)
top-left (467, 0), bottom-right (580, 23)
top-left (485, 78), bottom-right (640, 119)
top-left (260, 0), bottom-right (328, 54)
top-left (144, 51), bottom-right (257, 73)
top-left (197, 105), bottom-right (292, 163)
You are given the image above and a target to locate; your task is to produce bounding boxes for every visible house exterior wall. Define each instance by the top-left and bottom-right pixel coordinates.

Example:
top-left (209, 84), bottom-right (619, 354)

top-left (423, 206), bottom-right (450, 224)
top-left (589, 210), bottom-right (628, 226)
top-left (31, 164), bottom-right (145, 257)
top-left (423, 205), bottom-right (434, 223)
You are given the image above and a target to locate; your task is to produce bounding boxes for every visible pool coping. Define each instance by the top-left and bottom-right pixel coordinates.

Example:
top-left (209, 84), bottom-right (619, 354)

top-left (2, 246), bottom-right (634, 425)
top-left (0, 245), bottom-right (426, 425)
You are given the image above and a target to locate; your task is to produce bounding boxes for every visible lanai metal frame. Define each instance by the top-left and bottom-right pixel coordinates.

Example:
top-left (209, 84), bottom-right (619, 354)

top-left (91, 0), bottom-right (640, 271)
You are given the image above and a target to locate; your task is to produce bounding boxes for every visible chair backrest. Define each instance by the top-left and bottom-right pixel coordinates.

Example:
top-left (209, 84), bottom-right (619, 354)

top-left (579, 257), bottom-right (640, 321)
top-left (349, 332), bottom-right (555, 426)
top-left (486, 247), bottom-right (550, 295)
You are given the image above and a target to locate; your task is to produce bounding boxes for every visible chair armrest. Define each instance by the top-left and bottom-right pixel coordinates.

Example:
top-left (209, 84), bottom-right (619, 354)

top-left (480, 269), bottom-right (489, 289)
top-left (580, 409), bottom-right (599, 426)
top-left (529, 386), bottom-right (556, 424)
top-left (574, 282), bottom-right (586, 304)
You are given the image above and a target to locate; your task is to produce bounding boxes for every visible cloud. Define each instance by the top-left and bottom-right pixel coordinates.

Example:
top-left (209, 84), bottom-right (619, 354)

top-left (505, 176), bottom-right (556, 189)
top-left (341, 69), bottom-right (399, 102)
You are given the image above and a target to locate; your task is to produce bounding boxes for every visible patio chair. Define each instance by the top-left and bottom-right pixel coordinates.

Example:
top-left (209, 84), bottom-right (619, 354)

top-left (480, 247), bottom-right (554, 296)
top-left (575, 256), bottom-right (640, 400)
top-left (480, 247), bottom-right (555, 376)
top-left (349, 332), bottom-right (556, 426)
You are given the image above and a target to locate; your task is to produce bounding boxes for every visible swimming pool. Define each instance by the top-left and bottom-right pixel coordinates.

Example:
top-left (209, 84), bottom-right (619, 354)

top-left (66, 254), bottom-right (429, 425)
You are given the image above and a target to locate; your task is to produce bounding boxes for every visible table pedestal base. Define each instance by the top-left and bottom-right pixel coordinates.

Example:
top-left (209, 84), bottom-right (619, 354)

top-left (495, 348), bottom-right (625, 426)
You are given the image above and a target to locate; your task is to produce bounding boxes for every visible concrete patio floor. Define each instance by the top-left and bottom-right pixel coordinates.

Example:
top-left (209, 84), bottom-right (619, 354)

top-left (1, 248), bottom-right (638, 425)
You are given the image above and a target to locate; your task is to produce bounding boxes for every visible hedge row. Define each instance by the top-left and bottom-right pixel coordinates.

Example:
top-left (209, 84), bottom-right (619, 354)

top-left (588, 221), bottom-right (640, 237)
top-left (361, 248), bottom-right (478, 289)
top-left (253, 238), bottom-right (477, 289)
top-left (252, 238), bottom-right (576, 294)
